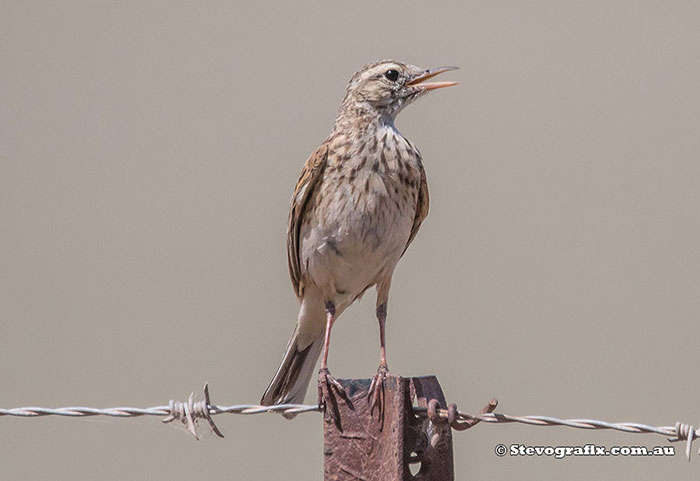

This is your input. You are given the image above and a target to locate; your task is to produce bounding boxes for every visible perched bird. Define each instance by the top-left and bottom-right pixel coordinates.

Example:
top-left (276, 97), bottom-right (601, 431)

top-left (260, 60), bottom-right (457, 413)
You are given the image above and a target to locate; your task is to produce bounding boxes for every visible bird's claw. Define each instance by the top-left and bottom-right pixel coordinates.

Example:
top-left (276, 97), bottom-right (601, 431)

top-left (368, 363), bottom-right (389, 423)
top-left (318, 368), bottom-right (346, 428)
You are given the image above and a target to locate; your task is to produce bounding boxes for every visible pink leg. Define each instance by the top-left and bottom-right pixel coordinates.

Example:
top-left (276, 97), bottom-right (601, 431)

top-left (377, 303), bottom-right (388, 368)
top-left (320, 302), bottom-right (335, 370)
top-left (318, 301), bottom-right (346, 426)
top-left (368, 302), bottom-right (390, 423)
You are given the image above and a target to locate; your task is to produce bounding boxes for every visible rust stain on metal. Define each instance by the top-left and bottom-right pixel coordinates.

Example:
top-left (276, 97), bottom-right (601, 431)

top-left (323, 374), bottom-right (454, 481)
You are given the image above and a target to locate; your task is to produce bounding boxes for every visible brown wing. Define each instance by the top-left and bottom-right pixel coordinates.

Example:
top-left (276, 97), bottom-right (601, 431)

top-left (287, 143), bottom-right (329, 298)
top-left (401, 163), bottom-right (429, 257)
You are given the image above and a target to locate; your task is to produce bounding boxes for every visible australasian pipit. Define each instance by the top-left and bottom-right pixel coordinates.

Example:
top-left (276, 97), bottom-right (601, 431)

top-left (261, 60), bottom-right (457, 417)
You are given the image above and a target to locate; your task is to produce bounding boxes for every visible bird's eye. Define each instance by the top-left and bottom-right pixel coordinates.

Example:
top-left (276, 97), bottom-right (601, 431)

top-left (384, 69), bottom-right (399, 81)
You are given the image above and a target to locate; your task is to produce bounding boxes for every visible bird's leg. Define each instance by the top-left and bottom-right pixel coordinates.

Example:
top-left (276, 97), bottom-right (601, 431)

top-left (318, 301), bottom-right (345, 426)
top-left (319, 301), bottom-right (335, 371)
top-left (369, 295), bottom-right (390, 422)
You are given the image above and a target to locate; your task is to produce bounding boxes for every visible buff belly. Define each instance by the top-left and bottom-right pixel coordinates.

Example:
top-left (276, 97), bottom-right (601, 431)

top-left (300, 171), bottom-right (417, 309)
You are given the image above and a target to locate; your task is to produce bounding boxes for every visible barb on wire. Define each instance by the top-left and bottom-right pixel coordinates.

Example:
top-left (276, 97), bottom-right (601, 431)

top-left (0, 382), bottom-right (320, 440)
top-left (1, 383), bottom-right (697, 460)
top-left (417, 398), bottom-right (700, 461)
top-left (162, 383), bottom-right (224, 440)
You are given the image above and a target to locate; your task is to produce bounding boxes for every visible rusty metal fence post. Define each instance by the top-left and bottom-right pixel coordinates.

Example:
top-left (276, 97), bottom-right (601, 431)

top-left (323, 374), bottom-right (454, 481)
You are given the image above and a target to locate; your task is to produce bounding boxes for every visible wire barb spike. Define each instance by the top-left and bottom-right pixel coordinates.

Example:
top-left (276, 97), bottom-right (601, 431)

top-left (161, 382), bottom-right (224, 440)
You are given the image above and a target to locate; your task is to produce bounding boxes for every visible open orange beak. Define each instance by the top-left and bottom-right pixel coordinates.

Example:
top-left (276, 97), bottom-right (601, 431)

top-left (407, 66), bottom-right (459, 91)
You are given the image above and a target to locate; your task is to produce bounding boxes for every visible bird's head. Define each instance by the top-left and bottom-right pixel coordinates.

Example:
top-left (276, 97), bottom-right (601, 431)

top-left (340, 60), bottom-right (458, 121)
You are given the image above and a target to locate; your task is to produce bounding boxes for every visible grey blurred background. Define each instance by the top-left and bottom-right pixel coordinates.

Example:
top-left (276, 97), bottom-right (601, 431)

top-left (1, 1), bottom-right (699, 480)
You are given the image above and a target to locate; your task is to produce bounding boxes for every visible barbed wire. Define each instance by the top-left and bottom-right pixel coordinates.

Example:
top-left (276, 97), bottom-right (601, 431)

top-left (1, 383), bottom-right (697, 460)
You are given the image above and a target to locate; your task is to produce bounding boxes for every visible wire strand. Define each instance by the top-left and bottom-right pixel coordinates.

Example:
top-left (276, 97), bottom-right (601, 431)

top-left (1, 383), bottom-right (697, 460)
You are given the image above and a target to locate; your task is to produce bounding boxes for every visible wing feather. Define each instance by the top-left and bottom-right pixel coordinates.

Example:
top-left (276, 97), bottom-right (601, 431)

top-left (286, 144), bottom-right (329, 297)
top-left (402, 162), bottom-right (429, 256)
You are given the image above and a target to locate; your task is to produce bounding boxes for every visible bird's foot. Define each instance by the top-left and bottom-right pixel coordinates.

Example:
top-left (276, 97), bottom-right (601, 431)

top-left (368, 362), bottom-right (389, 423)
top-left (317, 368), bottom-right (346, 428)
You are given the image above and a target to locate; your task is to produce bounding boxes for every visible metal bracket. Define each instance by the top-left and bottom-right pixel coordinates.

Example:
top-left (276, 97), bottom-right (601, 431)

top-left (323, 374), bottom-right (454, 481)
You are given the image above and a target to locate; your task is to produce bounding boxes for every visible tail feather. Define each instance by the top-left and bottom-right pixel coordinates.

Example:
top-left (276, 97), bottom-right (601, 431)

top-left (261, 324), bottom-right (323, 407)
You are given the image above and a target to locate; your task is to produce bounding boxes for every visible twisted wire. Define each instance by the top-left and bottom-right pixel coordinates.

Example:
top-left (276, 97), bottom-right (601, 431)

top-left (2, 385), bottom-right (697, 459)
top-left (0, 403), bottom-right (320, 418)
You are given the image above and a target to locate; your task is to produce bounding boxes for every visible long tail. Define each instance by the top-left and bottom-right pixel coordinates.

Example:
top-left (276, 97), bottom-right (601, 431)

top-left (260, 324), bottom-right (323, 407)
